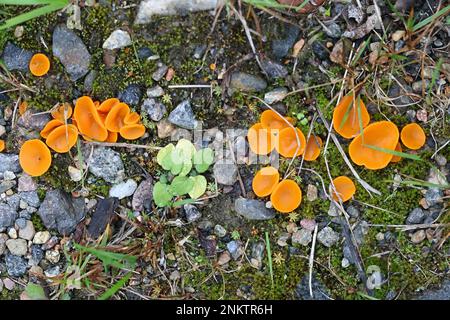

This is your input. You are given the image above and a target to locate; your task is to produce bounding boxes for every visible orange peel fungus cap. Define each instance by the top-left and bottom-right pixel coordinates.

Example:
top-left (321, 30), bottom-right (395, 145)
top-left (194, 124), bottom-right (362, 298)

top-left (400, 123), bottom-right (426, 150)
top-left (332, 94), bottom-right (370, 139)
top-left (252, 166), bottom-right (280, 197)
top-left (260, 110), bottom-right (294, 131)
top-left (303, 135), bottom-right (322, 161)
top-left (331, 176), bottom-right (356, 202)
top-left (29, 53), bottom-right (50, 77)
top-left (73, 96), bottom-right (108, 142)
top-left (247, 123), bottom-right (274, 155)
top-left (51, 103), bottom-right (72, 122)
top-left (275, 127), bottom-right (306, 158)
top-left (270, 179), bottom-right (302, 213)
top-left (46, 124), bottom-right (79, 153)
top-left (19, 139), bottom-right (52, 177)
top-left (119, 124), bottom-right (146, 140)
top-left (40, 119), bottom-right (63, 139)
top-left (105, 102), bottom-right (130, 133)
top-left (390, 142), bottom-right (403, 163)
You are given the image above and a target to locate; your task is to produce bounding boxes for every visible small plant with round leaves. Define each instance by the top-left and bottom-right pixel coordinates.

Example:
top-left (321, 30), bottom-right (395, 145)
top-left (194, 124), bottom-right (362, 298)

top-left (153, 139), bottom-right (215, 207)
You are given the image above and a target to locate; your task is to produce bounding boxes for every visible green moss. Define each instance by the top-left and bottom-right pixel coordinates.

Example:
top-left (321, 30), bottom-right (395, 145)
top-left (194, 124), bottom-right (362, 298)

top-left (31, 213), bottom-right (46, 232)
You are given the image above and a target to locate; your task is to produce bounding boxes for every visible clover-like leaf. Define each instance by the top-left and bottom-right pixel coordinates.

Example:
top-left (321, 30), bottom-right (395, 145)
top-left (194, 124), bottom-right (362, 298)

top-left (170, 175), bottom-right (194, 196)
top-left (153, 181), bottom-right (173, 207)
top-left (193, 148), bottom-right (215, 173)
top-left (170, 148), bottom-right (185, 175)
top-left (157, 143), bottom-right (175, 170)
top-left (176, 139), bottom-right (196, 160)
top-left (188, 175), bottom-right (207, 199)
top-left (179, 160), bottom-right (192, 177)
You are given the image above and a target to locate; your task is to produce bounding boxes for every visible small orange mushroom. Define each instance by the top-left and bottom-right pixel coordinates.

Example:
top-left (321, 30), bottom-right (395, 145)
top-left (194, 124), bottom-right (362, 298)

top-left (51, 103), bottom-right (72, 122)
top-left (105, 131), bottom-right (118, 143)
top-left (97, 98), bottom-right (120, 113)
top-left (349, 121), bottom-right (399, 170)
top-left (19, 139), bottom-right (51, 177)
top-left (260, 110), bottom-right (294, 131)
top-left (247, 123), bottom-right (275, 155)
top-left (19, 101), bottom-right (28, 116)
top-left (124, 112), bottom-right (141, 125)
top-left (303, 135), bottom-right (322, 161)
top-left (390, 142), bottom-right (403, 163)
top-left (332, 94), bottom-right (370, 139)
top-left (105, 102), bottom-right (130, 133)
top-left (73, 96), bottom-right (108, 142)
top-left (270, 179), bottom-right (302, 213)
top-left (0, 140), bottom-right (5, 152)
top-left (29, 53), bottom-right (50, 77)
top-left (275, 127), bottom-right (306, 158)
top-left (119, 124), bottom-right (146, 140)
top-left (401, 123), bottom-right (426, 150)
top-left (252, 166), bottom-right (280, 197)
top-left (331, 176), bottom-right (356, 202)
top-left (46, 124), bottom-right (79, 153)
top-left (40, 119), bottom-right (64, 139)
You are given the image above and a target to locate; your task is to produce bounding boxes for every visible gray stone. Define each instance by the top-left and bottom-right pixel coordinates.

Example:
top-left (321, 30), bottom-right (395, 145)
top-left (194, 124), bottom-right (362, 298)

top-left (264, 88), bottom-right (288, 105)
top-left (102, 30), bottom-right (132, 50)
top-left (118, 84), bottom-right (142, 107)
top-left (5, 254), bottom-right (27, 277)
top-left (425, 188), bottom-right (442, 207)
top-left (6, 238), bottom-right (28, 256)
top-left (52, 24), bottom-right (91, 81)
top-left (317, 227), bottom-right (339, 247)
top-left (184, 204), bottom-right (201, 223)
top-left (19, 191), bottom-right (40, 207)
top-left (29, 245), bottom-right (44, 266)
top-left (0, 233), bottom-right (8, 255)
top-left (83, 70), bottom-right (97, 92)
top-left (0, 204), bottom-right (17, 229)
top-left (229, 72), bottom-right (267, 93)
top-left (152, 64), bottom-right (168, 81)
top-left (295, 274), bottom-right (331, 300)
top-left (16, 109), bottom-right (51, 132)
top-left (416, 280), bottom-right (450, 300)
top-left (18, 220), bottom-right (35, 241)
top-left (142, 98), bottom-right (167, 121)
top-left (324, 22), bottom-right (342, 38)
top-left (260, 58), bottom-right (288, 79)
top-left (0, 180), bottom-right (15, 193)
top-left (2, 171), bottom-right (15, 180)
top-left (33, 231), bottom-right (51, 245)
top-left (132, 179), bottom-right (153, 211)
top-left (146, 86), bottom-right (165, 98)
top-left (234, 198), bottom-right (276, 220)
top-left (250, 241), bottom-right (265, 269)
top-left (7, 194), bottom-right (21, 212)
top-left (292, 229), bottom-right (312, 246)
top-left (1, 42), bottom-right (33, 72)
top-left (214, 224), bottom-right (227, 238)
top-left (406, 208), bottom-right (426, 225)
top-left (0, 154), bottom-right (21, 174)
top-left (17, 174), bottom-right (36, 192)
top-left (109, 179), bottom-right (138, 200)
top-left (193, 44), bottom-right (207, 59)
top-left (37, 189), bottom-right (85, 236)
top-left (168, 100), bottom-right (198, 129)
top-left (411, 230), bottom-right (426, 244)
top-left (306, 184), bottom-right (318, 202)
top-left (346, 205), bottom-right (360, 218)
top-left (87, 147), bottom-right (125, 183)
top-left (213, 160), bottom-right (238, 186)
top-left (227, 240), bottom-right (244, 260)
top-left (271, 24), bottom-right (300, 59)
top-left (157, 119), bottom-right (175, 138)
top-left (300, 219), bottom-right (316, 231)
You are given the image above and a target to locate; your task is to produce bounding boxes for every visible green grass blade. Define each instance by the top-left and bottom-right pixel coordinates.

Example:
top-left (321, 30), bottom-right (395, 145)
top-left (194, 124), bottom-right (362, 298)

top-left (357, 292), bottom-right (379, 300)
top-left (265, 231), bottom-right (274, 291)
top-left (387, 179), bottom-right (450, 189)
top-left (0, 2), bottom-right (68, 31)
top-left (413, 5), bottom-right (450, 31)
top-left (338, 99), bottom-right (354, 129)
top-left (364, 144), bottom-right (422, 161)
top-left (356, 97), bottom-right (364, 139)
top-left (428, 58), bottom-right (443, 95)
top-left (242, 0), bottom-right (310, 11)
top-left (0, 0), bottom-right (65, 4)
top-left (351, 35), bottom-right (371, 66)
top-left (98, 272), bottom-right (133, 300)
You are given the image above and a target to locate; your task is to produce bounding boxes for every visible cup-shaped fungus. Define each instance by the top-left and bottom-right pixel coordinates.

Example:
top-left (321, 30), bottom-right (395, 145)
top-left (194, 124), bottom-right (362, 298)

top-left (105, 131), bottom-right (118, 143)
top-left (332, 94), bottom-right (370, 139)
top-left (40, 119), bottom-right (63, 139)
top-left (119, 124), bottom-right (146, 140)
top-left (252, 166), bottom-right (280, 197)
top-left (19, 139), bottom-right (51, 176)
top-left (98, 98), bottom-right (119, 113)
top-left (46, 124), bottom-right (79, 153)
top-left (401, 123), bottom-right (426, 150)
top-left (124, 112), bottom-right (141, 125)
top-left (51, 103), bottom-right (72, 122)
top-left (0, 139), bottom-right (5, 152)
top-left (248, 123), bottom-right (274, 155)
top-left (29, 53), bottom-right (50, 76)
top-left (303, 135), bottom-right (322, 161)
top-left (390, 142), bottom-right (402, 163)
top-left (73, 96), bottom-right (108, 142)
top-left (270, 179), bottom-right (302, 213)
top-left (105, 102), bottom-right (130, 133)
top-left (276, 127), bottom-right (306, 158)
top-left (260, 110), bottom-right (294, 131)
top-left (331, 176), bottom-right (356, 202)
top-left (349, 121), bottom-right (399, 170)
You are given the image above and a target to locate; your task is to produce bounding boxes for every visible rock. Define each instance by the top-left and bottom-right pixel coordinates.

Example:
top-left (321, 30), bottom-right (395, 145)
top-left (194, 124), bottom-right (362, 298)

top-left (18, 220), bottom-right (35, 241)
top-left (412, 80), bottom-right (430, 93)
top-left (424, 188), bottom-right (442, 207)
top-left (264, 88), bottom-right (288, 105)
top-left (0, 154), bottom-right (21, 174)
top-left (312, 41), bottom-right (329, 60)
top-left (227, 240), bottom-right (244, 260)
top-left (0, 204), bottom-right (17, 229)
top-left (7, 228), bottom-right (17, 239)
top-left (199, 234), bottom-right (216, 257)
top-left (300, 219), bottom-right (316, 231)
top-left (5, 254), bottom-right (27, 277)
top-left (137, 47), bottom-right (155, 60)
top-left (435, 155), bottom-right (447, 167)
top-left (6, 195), bottom-right (20, 212)
top-left (306, 184), bottom-right (318, 202)
top-left (16, 110), bottom-right (50, 132)
top-left (83, 70), bottom-right (97, 92)
top-left (52, 24), bottom-right (91, 81)
top-left (346, 205), bottom-right (359, 218)
top-left (109, 179), bottom-right (138, 200)
top-left (19, 191), bottom-right (40, 208)
top-left (250, 241), bottom-right (265, 269)
top-left (135, 0), bottom-right (219, 24)
top-left (2, 171), bottom-right (15, 180)
top-left (295, 274), bottom-right (331, 300)
top-left (87, 197), bottom-right (119, 239)
top-left (213, 160), bottom-right (238, 186)
top-left (6, 238), bottom-right (28, 256)
top-left (3, 278), bottom-right (15, 291)
top-left (229, 72), bottom-right (267, 93)
top-left (157, 119), bottom-right (175, 138)
top-left (168, 100), bottom-right (199, 129)
top-left (29, 245), bottom-right (44, 266)
top-left (102, 30), bottom-right (132, 50)
top-left (317, 227), bottom-right (339, 247)
top-left (217, 251), bottom-right (231, 265)
top-left (193, 44), bottom-right (207, 59)
top-left (406, 208), bottom-right (426, 225)
top-left (87, 147), bottom-right (125, 183)
top-left (323, 22), bottom-right (342, 38)
top-left (272, 24), bottom-right (300, 59)
top-left (214, 224), bottom-right (227, 238)
top-left (328, 202), bottom-right (339, 217)
top-left (132, 179), bottom-right (153, 211)
top-left (146, 86), bottom-right (165, 98)
top-left (277, 233), bottom-right (290, 247)
top-left (33, 231), bottom-right (51, 245)
top-left (1, 42), bottom-right (33, 72)
top-left (392, 30), bottom-right (405, 42)
top-left (141, 98), bottom-right (167, 121)
top-left (292, 229), bottom-right (312, 246)
top-left (260, 59), bottom-right (288, 79)
top-left (234, 198), bottom-right (276, 220)
top-left (44, 266), bottom-right (61, 278)
top-left (152, 64), bottom-right (168, 81)
top-left (0, 180), bottom-right (15, 193)
top-left (37, 189), bottom-right (86, 236)
top-left (68, 166), bottom-right (83, 182)
top-left (411, 230), bottom-right (426, 244)
top-left (17, 174), bottom-right (36, 192)
top-left (184, 204), bottom-right (201, 223)
top-left (0, 233), bottom-right (8, 255)
top-left (353, 220), bottom-right (369, 245)
top-left (341, 258), bottom-right (350, 268)
top-left (118, 84), bottom-right (142, 107)
top-left (45, 250), bottom-right (60, 264)
top-left (41, 236), bottom-right (58, 250)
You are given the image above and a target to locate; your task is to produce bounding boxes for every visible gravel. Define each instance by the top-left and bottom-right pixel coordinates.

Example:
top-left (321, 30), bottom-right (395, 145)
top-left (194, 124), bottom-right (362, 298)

top-left (317, 227), bottom-right (340, 247)
top-left (102, 30), bottom-right (132, 50)
top-left (213, 160), bottom-right (238, 186)
top-left (118, 84), bottom-right (142, 107)
top-left (109, 179), bottom-right (138, 200)
top-left (168, 100), bottom-right (199, 129)
top-left (6, 238), bottom-right (28, 256)
top-left (184, 204), bottom-right (201, 223)
top-left (18, 220), bottom-right (35, 241)
top-left (146, 86), bottom-right (165, 98)
top-left (0, 204), bottom-right (17, 229)
top-left (141, 98), bottom-right (167, 121)
top-left (87, 147), bottom-right (125, 183)
top-left (132, 179), bottom-right (153, 211)
top-left (0, 154), bottom-right (22, 174)
top-left (5, 254), bottom-right (28, 277)
top-left (292, 229), bottom-right (312, 246)
top-left (152, 64), bottom-right (168, 81)
top-left (406, 208), bottom-right (426, 225)
top-left (229, 72), bottom-right (267, 93)
top-left (227, 240), bottom-right (244, 260)
top-left (234, 198), bottom-right (276, 220)
top-left (33, 231), bottom-right (51, 245)
top-left (1, 42), bottom-right (33, 72)
top-left (260, 58), bottom-right (288, 79)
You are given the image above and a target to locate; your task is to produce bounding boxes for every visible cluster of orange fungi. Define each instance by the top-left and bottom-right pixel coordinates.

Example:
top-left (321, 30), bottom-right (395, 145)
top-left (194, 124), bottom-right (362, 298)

top-left (332, 93), bottom-right (426, 170)
top-left (18, 96), bottom-right (146, 177)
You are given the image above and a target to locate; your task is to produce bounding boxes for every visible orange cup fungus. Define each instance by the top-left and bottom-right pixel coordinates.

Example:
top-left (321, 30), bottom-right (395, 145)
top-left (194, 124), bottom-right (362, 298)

top-left (119, 124), bottom-right (146, 140)
top-left (0, 140), bottom-right (5, 152)
top-left (276, 127), bottom-right (306, 158)
top-left (29, 53), bottom-right (50, 77)
top-left (40, 119), bottom-right (64, 139)
top-left (105, 102), bottom-right (130, 133)
top-left (105, 131), bottom-right (118, 143)
top-left (252, 166), bottom-right (280, 197)
top-left (248, 123), bottom-right (274, 155)
top-left (303, 135), bottom-right (322, 161)
top-left (124, 112), bottom-right (141, 125)
top-left (98, 98), bottom-right (119, 113)
top-left (270, 179), bottom-right (302, 213)
top-left (333, 94), bottom-right (370, 139)
top-left (51, 103), bottom-right (72, 122)
top-left (260, 110), bottom-right (294, 131)
top-left (74, 96), bottom-right (108, 142)
top-left (46, 124), bottom-right (79, 153)
top-left (349, 121), bottom-right (399, 170)
top-left (390, 142), bottom-right (403, 163)
top-left (331, 176), bottom-right (356, 202)
top-left (401, 123), bottom-right (426, 150)
top-left (19, 139), bottom-right (52, 177)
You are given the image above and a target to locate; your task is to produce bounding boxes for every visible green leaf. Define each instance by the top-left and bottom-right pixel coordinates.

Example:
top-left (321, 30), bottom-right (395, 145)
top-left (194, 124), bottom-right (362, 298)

top-left (413, 5), bottom-right (450, 32)
top-left (338, 98), bottom-right (354, 130)
top-left (386, 179), bottom-right (450, 189)
top-left (173, 198), bottom-right (197, 207)
top-left (188, 175), bottom-right (207, 199)
top-left (153, 181), bottom-right (173, 207)
top-left (98, 272), bottom-right (132, 301)
top-left (363, 144), bottom-right (422, 161)
top-left (24, 283), bottom-right (47, 300)
top-left (170, 176), bottom-right (194, 196)
top-left (170, 148), bottom-right (184, 175)
top-left (179, 160), bottom-right (192, 177)
top-left (193, 148), bottom-right (215, 173)
top-left (73, 244), bottom-right (137, 272)
top-left (157, 143), bottom-right (175, 170)
top-left (176, 139), bottom-right (196, 160)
